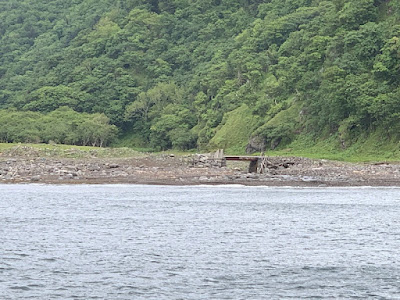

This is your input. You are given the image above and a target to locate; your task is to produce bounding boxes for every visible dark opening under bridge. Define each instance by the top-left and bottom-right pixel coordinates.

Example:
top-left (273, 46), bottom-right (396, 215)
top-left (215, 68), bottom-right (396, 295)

top-left (192, 150), bottom-right (293, 173)
top-left (224, 155), bottom-right (264, 173)
top-left (193, 150), bottom-right (273, 173)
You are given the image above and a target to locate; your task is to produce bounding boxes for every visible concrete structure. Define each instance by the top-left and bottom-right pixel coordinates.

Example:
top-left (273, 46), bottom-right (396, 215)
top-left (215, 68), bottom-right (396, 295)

top-left (224, 155), bottom-right (264, 173)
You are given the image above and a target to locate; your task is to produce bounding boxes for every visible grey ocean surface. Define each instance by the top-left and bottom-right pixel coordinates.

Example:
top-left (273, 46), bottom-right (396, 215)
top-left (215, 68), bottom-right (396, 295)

top-left (1, 184), bottom-right (400, 299)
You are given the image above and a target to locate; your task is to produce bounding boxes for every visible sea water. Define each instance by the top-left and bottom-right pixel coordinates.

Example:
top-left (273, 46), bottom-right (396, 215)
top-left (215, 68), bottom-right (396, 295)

top-left (1, 184), bottom-right (400, 299)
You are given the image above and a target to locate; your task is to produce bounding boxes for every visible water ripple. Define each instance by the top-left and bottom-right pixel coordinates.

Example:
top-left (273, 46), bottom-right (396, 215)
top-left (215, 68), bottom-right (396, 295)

top-left (1, 185), bottom-right (400, 299)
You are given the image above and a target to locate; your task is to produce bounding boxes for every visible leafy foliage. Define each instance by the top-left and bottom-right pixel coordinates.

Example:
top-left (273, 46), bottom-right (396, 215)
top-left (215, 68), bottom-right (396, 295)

top-left (1, 0), bottom-right (400, 152)
top-left (0, 107), bottom-right (118, 147)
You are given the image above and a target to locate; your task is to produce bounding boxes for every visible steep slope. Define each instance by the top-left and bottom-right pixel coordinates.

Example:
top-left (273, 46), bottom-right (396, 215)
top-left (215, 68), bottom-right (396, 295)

top-left (1, 0), bottom-right (400, 155)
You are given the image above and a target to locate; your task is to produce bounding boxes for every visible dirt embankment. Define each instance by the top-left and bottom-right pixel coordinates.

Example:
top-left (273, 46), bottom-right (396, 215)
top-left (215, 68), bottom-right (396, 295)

top-left (0, 149), bottom-right (399, 186)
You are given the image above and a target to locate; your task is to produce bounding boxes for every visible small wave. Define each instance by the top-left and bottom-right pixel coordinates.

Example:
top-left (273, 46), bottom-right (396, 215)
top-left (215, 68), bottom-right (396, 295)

top-left (28, 284), bottom-right (45, 288)
top-left (40, 258), bottom-right (57, 262)
top-left (10, 286), bottom-right (30, 291)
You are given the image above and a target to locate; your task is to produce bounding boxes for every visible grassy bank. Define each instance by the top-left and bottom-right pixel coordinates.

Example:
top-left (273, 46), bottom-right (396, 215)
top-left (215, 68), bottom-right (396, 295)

top-left (264, 133), bottom-right (400, 163)
top-left (2, 133), bottom-right (400, 164)
top-left (0, 143), bottom-right (145, 159)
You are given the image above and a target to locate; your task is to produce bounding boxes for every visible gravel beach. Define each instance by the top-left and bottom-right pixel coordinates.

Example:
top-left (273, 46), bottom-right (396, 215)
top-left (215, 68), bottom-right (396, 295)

top-left (1, 151), bottom-right (399, 187)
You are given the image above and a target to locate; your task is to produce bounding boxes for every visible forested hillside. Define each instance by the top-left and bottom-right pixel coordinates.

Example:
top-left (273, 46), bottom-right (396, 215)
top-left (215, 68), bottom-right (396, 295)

top-left (1, 0), bottom-right (400, 153)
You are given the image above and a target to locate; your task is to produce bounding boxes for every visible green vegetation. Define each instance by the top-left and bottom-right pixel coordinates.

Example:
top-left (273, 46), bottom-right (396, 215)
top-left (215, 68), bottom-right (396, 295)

top-left (0, 143), bottom-right (145, 158)
top-left (267, 129), bottom-right (400, 162)
top-left (209, 104), bottom-right (259, 154)
top-left (0, 107), bottom-right (117, 146)
top-left (1, 0), bottom-right (400, 159)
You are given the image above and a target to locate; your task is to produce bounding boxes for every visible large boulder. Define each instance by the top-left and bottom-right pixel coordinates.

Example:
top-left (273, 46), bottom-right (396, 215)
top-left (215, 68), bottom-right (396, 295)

top-left (246, 136), bottom-right (265, 154)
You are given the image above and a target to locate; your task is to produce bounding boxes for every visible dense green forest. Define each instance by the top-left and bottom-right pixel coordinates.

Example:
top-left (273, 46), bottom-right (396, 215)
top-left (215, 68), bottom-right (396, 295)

top-left (1, 0), bottom-right (400, 154)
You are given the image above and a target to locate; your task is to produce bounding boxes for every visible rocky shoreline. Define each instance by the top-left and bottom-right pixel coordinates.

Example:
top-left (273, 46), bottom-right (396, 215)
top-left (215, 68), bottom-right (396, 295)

top-left (0, 150), bottom-right (400, 186)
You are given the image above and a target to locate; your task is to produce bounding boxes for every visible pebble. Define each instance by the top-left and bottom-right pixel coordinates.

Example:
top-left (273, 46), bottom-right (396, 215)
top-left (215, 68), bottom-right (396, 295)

top-left (0, 153), bottom-right (398, 186)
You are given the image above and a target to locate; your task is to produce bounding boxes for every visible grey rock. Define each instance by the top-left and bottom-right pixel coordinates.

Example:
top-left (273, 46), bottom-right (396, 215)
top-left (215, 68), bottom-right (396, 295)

top-left (199, 176), bottom-right (209, 181)
top-left (31, 175), bottom-right (41, 182)
top-left (88, 165), bottom-right (100, 171)
top-left (246, 135), bottom-right (265, 154)
top-left (246, 174), bottom-right (259, 179)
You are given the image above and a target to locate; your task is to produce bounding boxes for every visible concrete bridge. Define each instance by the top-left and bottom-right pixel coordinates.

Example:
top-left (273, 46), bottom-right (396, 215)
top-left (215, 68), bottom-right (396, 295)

top-left (224, 155), bottom-right (266, 173)
top-left (193, 150), bottom-right (269, 173)
top-left (224, 155), bottom-right (261, 173)
top-left (192, 150), bottom-right (292, 173)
